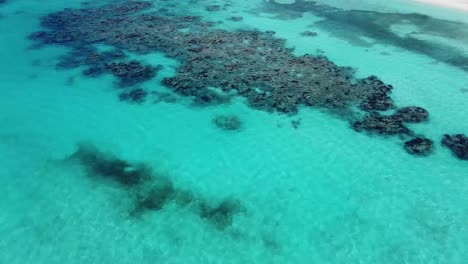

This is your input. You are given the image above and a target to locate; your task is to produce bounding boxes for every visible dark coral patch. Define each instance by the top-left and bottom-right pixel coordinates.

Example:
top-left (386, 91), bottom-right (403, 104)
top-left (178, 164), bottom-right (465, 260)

top-left (105, 61), bottom-right (159, 87)
top-left (394, 106), bottom-right (429, 123)
top-left (198, 199), bottom-right (243, 230)
top-left (206, 5), bottom-right (221, 12)
top-left (133, 181), bottom-right (176, 213)
top-left (300, 31), bottom-right (318, 37)
top-left (359, 92), bottom-right (394, 111)
top-left (213, 115), bottom-right (242, 131)
top-left (70, 143), bottom-right (151, 187)
top-left (228, 16), bottom-right (243, 22)
top-left (352, 113), bottom-right (410, 135)
top-left (357, 75), bottom-right (394, 111)
top-left (119, 88), bottom-right (148, 103)
top-left (68, 143), bottom-right (244, 229)
top-left (441, 134), bottom-right (468, 160)
top-left (291, 118), bottom-right (301, 129)
top-left (404, 137), bottom-right (434, 156)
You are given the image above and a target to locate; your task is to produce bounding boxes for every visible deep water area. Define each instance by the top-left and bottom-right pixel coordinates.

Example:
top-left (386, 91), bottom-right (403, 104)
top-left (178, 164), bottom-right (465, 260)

top-left (1, 0), bottom-right (467, 263)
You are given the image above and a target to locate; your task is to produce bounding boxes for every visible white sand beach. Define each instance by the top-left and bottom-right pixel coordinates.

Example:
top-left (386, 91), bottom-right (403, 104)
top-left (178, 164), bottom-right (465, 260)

top-left (413, 0), bottom-right (468, 11)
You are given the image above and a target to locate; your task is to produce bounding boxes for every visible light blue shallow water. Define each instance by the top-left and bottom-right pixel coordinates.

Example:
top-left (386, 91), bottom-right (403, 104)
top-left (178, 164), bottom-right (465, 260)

top-left (0, 0), bottom-right (467, 263)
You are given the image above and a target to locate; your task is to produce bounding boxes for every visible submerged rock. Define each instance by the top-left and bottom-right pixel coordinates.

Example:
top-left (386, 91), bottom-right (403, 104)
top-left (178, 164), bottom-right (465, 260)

top-left (404, 137), bottom-right (434, 156)
top-left (213, 115), bottom-right (242, 131)
top-left (300, 31), bottom-right (318, 37)
top-left (441, 134), bottom-right (468, 160)
top-left (198, 199), bottom-right (243, 230)
top-left (206, 5), bottom-right (221, 12)
top-left (228, 16), bottom-right (243, 22)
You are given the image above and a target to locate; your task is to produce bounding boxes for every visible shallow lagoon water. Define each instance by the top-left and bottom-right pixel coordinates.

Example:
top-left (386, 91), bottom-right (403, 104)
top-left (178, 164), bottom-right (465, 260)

top-left (0, 0), bottom-right (467, 263)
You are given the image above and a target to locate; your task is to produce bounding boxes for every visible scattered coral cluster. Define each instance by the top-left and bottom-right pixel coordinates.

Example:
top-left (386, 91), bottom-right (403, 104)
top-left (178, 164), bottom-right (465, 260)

top-left (29, 1), bottom-right (467, 160)
top-left (69, 143), bottom-right (243, 230)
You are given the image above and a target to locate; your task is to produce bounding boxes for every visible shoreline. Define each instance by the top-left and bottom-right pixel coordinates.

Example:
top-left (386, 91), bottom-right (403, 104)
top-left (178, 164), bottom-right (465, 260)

top-left (412, 0), bottom-right (468, 11)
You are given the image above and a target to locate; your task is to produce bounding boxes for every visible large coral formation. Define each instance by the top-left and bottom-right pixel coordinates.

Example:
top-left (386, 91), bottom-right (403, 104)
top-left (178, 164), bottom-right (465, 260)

top-left (30, 1), bottom-right (435, 156)
top-left (29, 1), bottom-right (392, 113)
top-left (69, 143), bottom-right (244, 230)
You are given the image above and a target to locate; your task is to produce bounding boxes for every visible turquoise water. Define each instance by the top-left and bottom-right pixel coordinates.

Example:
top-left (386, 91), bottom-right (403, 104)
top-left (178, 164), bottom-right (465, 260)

top-left (0, 0), bottom-right (467, 263)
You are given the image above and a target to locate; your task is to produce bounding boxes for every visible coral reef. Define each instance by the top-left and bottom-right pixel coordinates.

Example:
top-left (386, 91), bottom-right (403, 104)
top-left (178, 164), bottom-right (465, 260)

top-left (213, 115), bottom-right (242, 131)
top-left (29, 1), bottom-right (395, 114)
top-left (68, 143), bottom-right (244, 229)
top-left (29, 1), bottom-right (437, 157)
top-left (404, 137), bottom-right (434, 156)
top-left (441, 134), bottom-right (468, 160)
